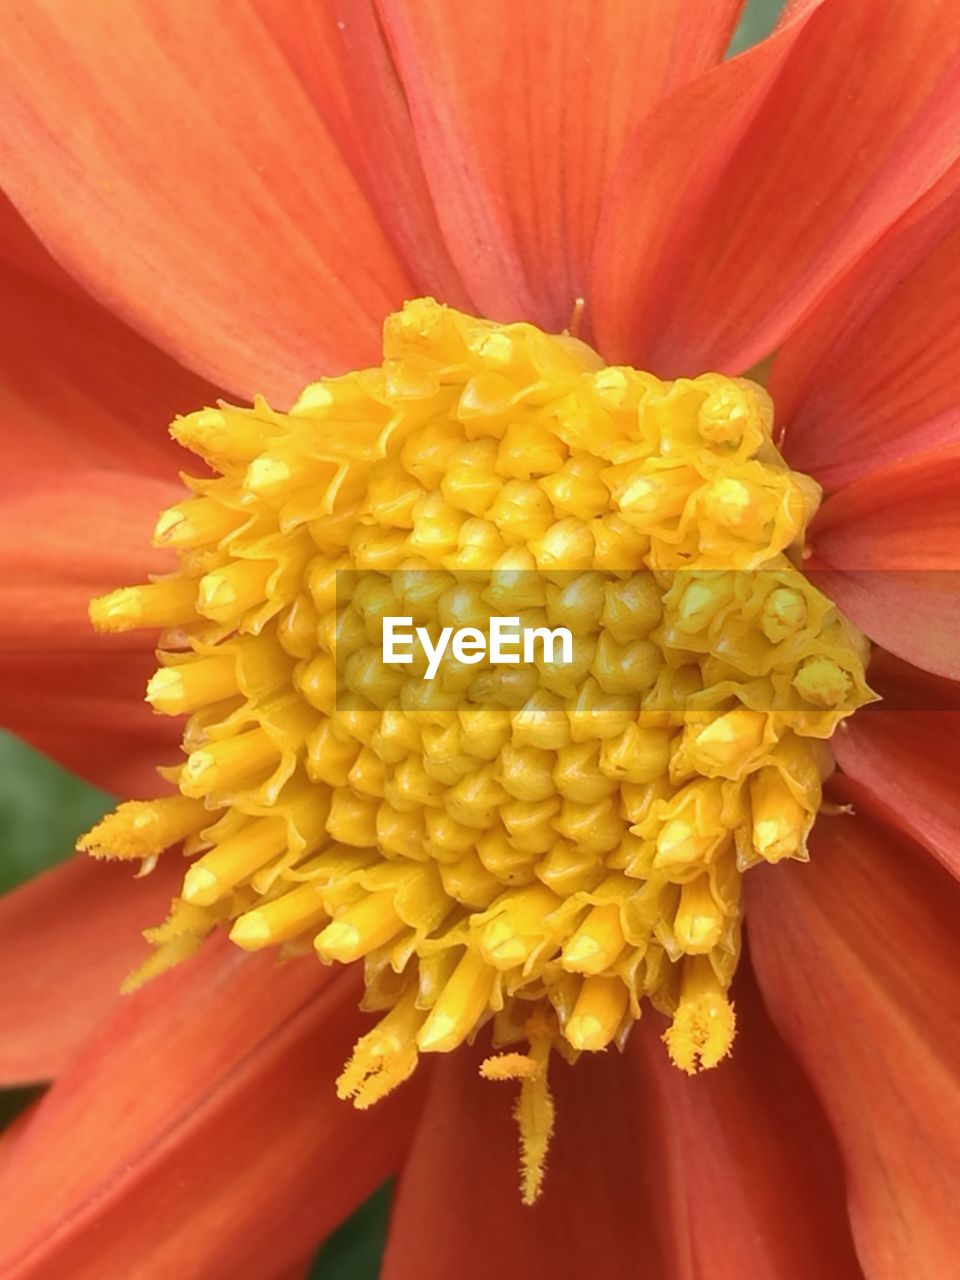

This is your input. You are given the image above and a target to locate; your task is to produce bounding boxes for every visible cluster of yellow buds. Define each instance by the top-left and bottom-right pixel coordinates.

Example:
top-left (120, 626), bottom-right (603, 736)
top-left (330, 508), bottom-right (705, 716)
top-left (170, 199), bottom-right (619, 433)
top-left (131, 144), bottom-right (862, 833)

top-left (81, 299), bottom-right (874, 1202)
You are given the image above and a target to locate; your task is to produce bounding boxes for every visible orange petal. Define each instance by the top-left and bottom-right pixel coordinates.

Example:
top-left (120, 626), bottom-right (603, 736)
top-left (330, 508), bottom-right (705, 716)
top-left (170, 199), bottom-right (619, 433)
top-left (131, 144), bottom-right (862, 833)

top-left (749, 808), bottom-right (960, 1279)
top-left (808, 448), bottom-right (960, 678)
top-left (383, 1044), bottom-right (665, 1279)
top-left (0, 855), bottom-right (183, 1084)
top-left (0, 193), bottom-right (222, 483)
top-left (261, 0), bottom-right (469, 311)
top-left (0, 1), bottom-right (414, 405)
top-left (836, 649), bottom-right (960, 873)
top-left (866, 648), bottom-right (960, 713)
top-left (0, 1103), bottom-right (41, 1186)
top-left (378, 0), bottom-right (743, 332)
top-left (631, 967), bottom-right (862, 1279)
top-left (832, 659), bottom-right (960, 881)
top-left (271, 1262), bottom-right (315, 1280)
top-left (593, 1), bottom-right (960, 374)
top-left (0, 471), bottom-right (182, 793)
top-left (0, 188), bottom-right (75, 292)
top-left (773, 164), bottom-right (960, 488)
top-left (0, 939), bottom-right (421, 1279)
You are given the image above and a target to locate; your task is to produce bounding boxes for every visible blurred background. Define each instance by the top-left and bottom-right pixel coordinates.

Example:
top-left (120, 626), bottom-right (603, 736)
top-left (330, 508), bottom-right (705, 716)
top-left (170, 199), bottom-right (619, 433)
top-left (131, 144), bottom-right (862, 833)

top-left (0, 0), bottom-right (785, 1273)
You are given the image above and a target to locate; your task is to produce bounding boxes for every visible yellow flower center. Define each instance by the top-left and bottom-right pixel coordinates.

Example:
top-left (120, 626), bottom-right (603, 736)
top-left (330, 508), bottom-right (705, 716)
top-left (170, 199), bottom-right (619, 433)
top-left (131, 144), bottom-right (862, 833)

top-left (80, 298), bottom-right (874, 1202)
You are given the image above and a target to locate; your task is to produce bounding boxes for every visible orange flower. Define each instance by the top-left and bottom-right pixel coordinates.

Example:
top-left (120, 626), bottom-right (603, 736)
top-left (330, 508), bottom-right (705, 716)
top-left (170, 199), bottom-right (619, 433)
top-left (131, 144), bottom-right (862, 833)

top-left (1, 2), bottom-right (960, 1277)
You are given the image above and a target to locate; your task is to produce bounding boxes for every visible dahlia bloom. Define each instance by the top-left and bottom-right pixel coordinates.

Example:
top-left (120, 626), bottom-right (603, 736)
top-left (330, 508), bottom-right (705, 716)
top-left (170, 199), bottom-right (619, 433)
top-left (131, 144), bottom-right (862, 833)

top-left (1, 1), bottom-right (960, 1277)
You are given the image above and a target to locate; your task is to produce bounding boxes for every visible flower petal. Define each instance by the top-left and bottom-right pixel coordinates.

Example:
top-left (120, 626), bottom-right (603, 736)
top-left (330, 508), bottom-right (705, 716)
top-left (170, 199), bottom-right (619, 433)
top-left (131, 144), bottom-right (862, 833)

top-left (260, 0), bottom-right (469, 310)
top-left (749, 807), bottom-right (960, 1279)
top-left (0, 0), bottom-right (414, 404)
top-left (383, 1043), bottom-right (665, 1280)
top-left (0, 188), bottom-right (81, 292)
top-left (631, 967), bottom-right (862, 1279)
top-left (772, 164), bottom-right (960, 488)
top-left (378, 0), bottom-right (743, 331)
top-left (0, 471), bottom-right (183, 793)
top-left (832, 660), bottom-right (960, 880)
top-left (593, 1), bottom-right (960, 374)
top-left (0, 1104), bottom-right (41, 1185)
top-left (0, 195), bottom-right (222, 482)
top-left (808, 449), bottom-right (960, 678)
top-left (0, 855), bottom-right (183, 1084)
top-left (0, 939), bottom-right (421, 1280)
top-left (865, 648), bottom-right (960, 713)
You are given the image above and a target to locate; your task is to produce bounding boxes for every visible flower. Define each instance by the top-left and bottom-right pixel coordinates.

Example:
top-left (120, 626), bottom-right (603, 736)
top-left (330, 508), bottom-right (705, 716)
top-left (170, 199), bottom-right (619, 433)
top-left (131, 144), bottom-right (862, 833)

top-left (1, 1), bottom-right (960, 1277)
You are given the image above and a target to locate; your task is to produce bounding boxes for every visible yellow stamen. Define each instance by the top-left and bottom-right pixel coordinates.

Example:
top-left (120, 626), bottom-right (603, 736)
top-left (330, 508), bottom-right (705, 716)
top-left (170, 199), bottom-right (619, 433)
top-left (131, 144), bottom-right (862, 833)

top-left (654, 818), bottom-right (716, 869)
top-left (122, 899), bottom-right (223, 992)
top-left (417, 949), bottom-right (496, 1052)
top-left (146, 657), bottom-right (238, 715)
top-left (514, 1042), bottom-right (554, 1205)
top-left (686, 709), bottom-right (767, 774)
top-left (663, 956), bottom-right (736, 1075)
top-left (337, 987), bottom-right (424, 1109)
top-left (197, 561), bottom-right (272, 624)
top-left (480, 1010), bottom-right (557, 1204)
top-left (229, 881), bottom-right (328, 950)
top-left (673, 876), bottom-right (725, 954)
top-left (564, 975), bottom-right (629, 1051)
top-left (477, 883), bottom-right (561, 971)
top-left (314, 890), bottom-right (404, 963)
top-left (180, 727), bottom-right (278, 797)
top-left (89, 579), bottom-right (198, 633)
top-left (761, 586), bottom-right (807, 642)
top-left (793, 657), bottom-right (852, 708)
top-left (153, 497), bottom-right (243, 549)
top-left (561, 903), bottom-right (625, 975)
top-left (750, 767), bottom-right (808, 862)
top-left (480, 1053), bottom-right (540, 1082)
top-left (77, 795), bottom-right (207, 859)
top-left (245, 452), bottom-right (338, 499)
top-left (170, 405), bottom-right (278, 466)
top-left (182, 816), bottom-right (287, 906)
top-left (79, 297), bottom-right (876, 1205)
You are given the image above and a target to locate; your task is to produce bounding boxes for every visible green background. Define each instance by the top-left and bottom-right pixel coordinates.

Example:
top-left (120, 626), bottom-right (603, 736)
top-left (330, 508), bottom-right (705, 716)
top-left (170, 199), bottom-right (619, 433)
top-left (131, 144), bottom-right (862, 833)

top-left (0, 1), bottom-right (785, 1273)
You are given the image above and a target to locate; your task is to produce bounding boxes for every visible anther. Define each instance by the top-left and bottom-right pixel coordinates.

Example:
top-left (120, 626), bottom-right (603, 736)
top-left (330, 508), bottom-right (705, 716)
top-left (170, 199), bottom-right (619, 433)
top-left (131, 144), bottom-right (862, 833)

top-left (417, 949), bottom-right (496, 1052)
top-left (146, 657), bottom-right (238, 715)
top-left (182, 816), bottom-right (288, 906)
top-left (230, 881), bottom-right (329, 950)
top-left (89, 579), bottom-right (199, 633)
top-left (180, 727), bottom-right (278, 796)
top-left (564, 975), bottom-right (628, 1050)
top-left (561, 902), bottom-right (625, 975)
top-left (314, 890), bottom-right (405, 963)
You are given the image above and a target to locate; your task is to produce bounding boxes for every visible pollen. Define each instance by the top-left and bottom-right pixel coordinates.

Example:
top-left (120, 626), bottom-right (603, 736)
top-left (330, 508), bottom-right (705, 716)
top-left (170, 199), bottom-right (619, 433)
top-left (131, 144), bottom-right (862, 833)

top-left (81, 298), bottom-right (875, 1201)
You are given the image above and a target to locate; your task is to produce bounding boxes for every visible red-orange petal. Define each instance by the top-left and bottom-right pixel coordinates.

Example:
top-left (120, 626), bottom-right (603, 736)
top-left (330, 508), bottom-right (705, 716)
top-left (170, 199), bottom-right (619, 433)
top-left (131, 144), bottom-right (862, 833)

top-left (773, 163), bottom-right (960, 489)
top-left (0, 194), bottom-right (222, 483)
top-left (865, 648), bottom-right (960, 714)
top-left (271, 1262), bottom-right (315, 1280)
top-left (749, 807), bottom-right (960, 1279)
top-left (0, 1), bottom-right (414, 405)
top-left (378, 0), bottom-right (744, 333)
top-left (383, 1044), bottom-right (665, 1280)
top-left (0, 470), bottom-right (182, 793)
top-left (631, 966), bottom-right (862, 1279)
top-left (808, 448), bottom-right (960, 678)
top-left (0, 855), bottom-right (183, 1084)
top-left (260, 0), bottom-right (469, 311)
top-left (0, 1104), bottom-right (41, 1186)
top-left (832, 663), bottom-right (960, 881)
top-left (0, 939), bottom-right (421, 1279)
top-left (593, 1), bottom-right (960, 375)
